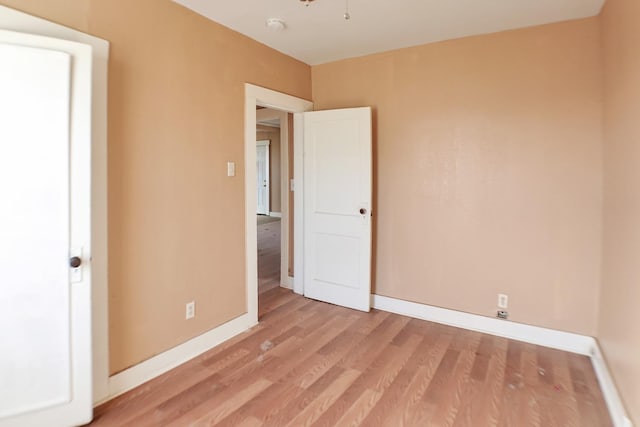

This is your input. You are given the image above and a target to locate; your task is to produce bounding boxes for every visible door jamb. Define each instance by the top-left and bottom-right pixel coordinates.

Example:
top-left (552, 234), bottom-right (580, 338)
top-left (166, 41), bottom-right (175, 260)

top-left (292, 114), bottom-right (305, 295)
top-left (244, 84), bottom-right (312, 323)
top-left (255, 109), bottom-right (293, 288)
top-left (278, 112), bottom-right (291, 288)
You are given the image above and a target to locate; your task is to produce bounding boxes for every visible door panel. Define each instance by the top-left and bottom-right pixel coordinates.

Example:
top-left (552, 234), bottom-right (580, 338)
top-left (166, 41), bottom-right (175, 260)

top-left (314, 233), bottom-right (360, 288)
top-left (312, 120), bottom-right (360, 215)
top-left (0, 30), bottom-right (93, 427)
top-left (0, 42), bottom-right (72, 419)
top-left (303, 107), bottom-right (372, 312)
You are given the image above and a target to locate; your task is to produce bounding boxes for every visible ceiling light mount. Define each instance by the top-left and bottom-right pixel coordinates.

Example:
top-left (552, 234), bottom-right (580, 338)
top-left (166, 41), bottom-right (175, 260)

top-left (266, 18), bottom-right (286, 31)
top-left (300, 0), bottom-right (316, 7)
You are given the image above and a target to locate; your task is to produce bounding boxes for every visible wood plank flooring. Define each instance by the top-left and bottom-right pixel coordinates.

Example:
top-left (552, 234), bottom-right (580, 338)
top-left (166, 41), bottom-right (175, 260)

top-left (257, 216), bottom-right (281, 294)
top-left (89, 219), bottom-right (611, 426)
top-left (89, 286), bottom-right (612, 426)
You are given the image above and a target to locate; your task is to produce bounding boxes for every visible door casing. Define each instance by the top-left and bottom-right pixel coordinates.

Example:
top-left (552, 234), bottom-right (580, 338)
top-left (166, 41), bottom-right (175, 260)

top-left (244, 84), bottom-right (313, 323)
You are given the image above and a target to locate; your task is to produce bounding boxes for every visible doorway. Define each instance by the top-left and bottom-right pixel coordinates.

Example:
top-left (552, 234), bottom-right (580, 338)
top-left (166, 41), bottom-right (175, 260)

top-left (256, 109), bottom-right (281, 295)
top-left (245, 86), bottom-right (373, 325)
top-left (243, 85), bottom-right (313, 324)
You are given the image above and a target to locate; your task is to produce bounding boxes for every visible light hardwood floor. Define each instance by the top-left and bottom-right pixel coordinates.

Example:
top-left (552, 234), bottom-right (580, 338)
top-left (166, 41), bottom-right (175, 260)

top-left (89, 225), bottom-right (612, 426)
top-left (257, 216), bottom-right (281, 294)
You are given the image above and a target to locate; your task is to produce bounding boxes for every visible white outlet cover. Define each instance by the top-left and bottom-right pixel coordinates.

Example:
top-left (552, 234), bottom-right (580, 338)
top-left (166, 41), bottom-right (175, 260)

top-left (498, 294), bottom-right (508, 309)
top-left (186, 301), bottom-right (195, 319)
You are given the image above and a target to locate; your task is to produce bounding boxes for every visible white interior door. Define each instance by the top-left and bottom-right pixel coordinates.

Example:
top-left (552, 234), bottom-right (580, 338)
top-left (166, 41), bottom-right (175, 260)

top-left (303, 107), bottom-right (372, 312)
top-left (0, 30), bottom-right (93, 427)
top-left (256, 140), bottom-right (270, 215)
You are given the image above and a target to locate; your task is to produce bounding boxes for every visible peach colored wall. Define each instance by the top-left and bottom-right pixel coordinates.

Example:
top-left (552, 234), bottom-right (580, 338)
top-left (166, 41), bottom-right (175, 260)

top-left (257, 124), bottom-right (282, 213)
top-left (600, 0), bottom-right (640, 421)
top-left (312, 18), bottom-right (603, 335)
top-left (0, 0), bottom-right (89, 31)
top-left (0, 0), bottom-right (311, 374)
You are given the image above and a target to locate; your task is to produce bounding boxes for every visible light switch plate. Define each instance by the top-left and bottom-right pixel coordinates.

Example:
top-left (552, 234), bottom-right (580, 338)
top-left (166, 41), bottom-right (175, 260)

top-left (227, 161), bottom-right (235, 177)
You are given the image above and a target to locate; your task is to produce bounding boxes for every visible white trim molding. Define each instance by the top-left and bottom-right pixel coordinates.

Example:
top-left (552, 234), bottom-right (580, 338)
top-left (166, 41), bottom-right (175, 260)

top-left (293, 113), bottom-right (305, 296)
top-left (101, 313), bottom-right (256, 404)
top-left (269, 211), bottom-right (282, 218)
top-left (371, 294), bottom-right (633, 427)
top-left (371, 294), bottom-right (594, 355)
top-left (591, 343), bottom-right (634, 427)
top-left (281, 275), bottom-right (294, 290)
top-left (277, 111), bottom-right (290, 290)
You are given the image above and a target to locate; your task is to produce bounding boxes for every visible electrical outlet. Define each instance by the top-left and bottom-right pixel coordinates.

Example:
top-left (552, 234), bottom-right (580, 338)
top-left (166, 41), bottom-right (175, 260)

top-left (498, 294), bottom-right (508, 309)
top-left (186, 301), bottom-right (195, 320)
top-left (497, 310), bottom-right (509, 320)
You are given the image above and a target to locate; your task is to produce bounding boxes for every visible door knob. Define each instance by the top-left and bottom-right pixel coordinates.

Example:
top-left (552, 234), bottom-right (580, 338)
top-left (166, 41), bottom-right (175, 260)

top-left (359, 208), bottom-right (367, 215)
top-left (69, 256), bottom-right (82, 268)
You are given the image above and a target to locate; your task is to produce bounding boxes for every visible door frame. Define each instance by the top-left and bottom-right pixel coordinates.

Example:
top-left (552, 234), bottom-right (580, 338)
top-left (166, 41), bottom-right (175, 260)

top-left (292, 113), bottom-right (305, 295)
top-left (0, 5), bottom-right (110, 405)
top-left (256, 140), bottom-right (270, 215)
top-left (244, 84), bottom-right (312, 321)
top-left (256, 108), bottom-right (292, 287)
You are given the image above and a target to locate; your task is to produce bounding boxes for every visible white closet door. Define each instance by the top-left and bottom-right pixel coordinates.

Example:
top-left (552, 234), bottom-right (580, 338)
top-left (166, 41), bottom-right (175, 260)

top-left (0, 29), bottom-right (93, 427)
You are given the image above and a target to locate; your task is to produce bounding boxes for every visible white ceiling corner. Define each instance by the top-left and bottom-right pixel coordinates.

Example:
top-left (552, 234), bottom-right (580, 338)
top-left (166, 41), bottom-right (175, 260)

top-left (173, 0), bottom-right (605, 66)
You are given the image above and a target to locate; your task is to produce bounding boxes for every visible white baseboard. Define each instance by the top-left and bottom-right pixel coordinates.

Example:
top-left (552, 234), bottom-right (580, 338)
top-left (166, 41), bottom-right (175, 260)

top-left (591, 342), bottom-right (634, 427)
top-left (269, 211), bottom-right (282, 218)
top-left (98, 313), bottom-right (256, 405)
top-left (371, 294), bottom-right (632, 427)
top-left (371, 294), bottom-right (594, 355)
top-left (281, 275), bottom-right (294, 290)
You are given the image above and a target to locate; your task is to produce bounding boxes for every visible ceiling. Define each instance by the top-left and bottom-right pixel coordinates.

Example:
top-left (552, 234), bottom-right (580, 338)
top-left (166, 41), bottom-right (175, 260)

top-left (257, 119), bottom-right (280, 128)
top-left (173, 0), bottom-right (605, 66)
top-left (256, 108), bottom-right (281, 128)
